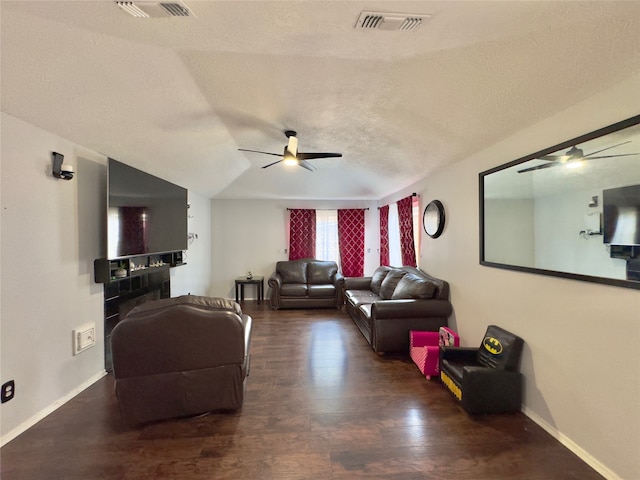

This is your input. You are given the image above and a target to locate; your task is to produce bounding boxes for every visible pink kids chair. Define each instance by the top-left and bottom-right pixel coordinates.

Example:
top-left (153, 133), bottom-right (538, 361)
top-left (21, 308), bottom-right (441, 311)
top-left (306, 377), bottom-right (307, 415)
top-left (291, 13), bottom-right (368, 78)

top-left (410, 326), bottom-right (459, 379)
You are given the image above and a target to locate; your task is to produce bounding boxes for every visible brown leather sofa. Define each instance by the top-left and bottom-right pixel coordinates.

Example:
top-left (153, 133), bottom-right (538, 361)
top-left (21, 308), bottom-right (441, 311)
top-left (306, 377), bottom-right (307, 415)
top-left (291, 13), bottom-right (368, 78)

top-left (344, 266), bottom-right (452, 353)
top-left (110, 295), bottom-right (252, 426)
top-left (268, 258), bottom-right (344, 309)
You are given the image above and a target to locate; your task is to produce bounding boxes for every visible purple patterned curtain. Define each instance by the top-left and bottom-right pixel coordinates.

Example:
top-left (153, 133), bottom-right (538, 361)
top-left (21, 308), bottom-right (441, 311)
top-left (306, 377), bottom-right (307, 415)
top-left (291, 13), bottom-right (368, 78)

top-left (397, 196), bottom-right (417, 267)
top-left (338, 209), bottom-right (365, 277)
top-left (289, 209), bottom-right (316, 260)
top-left (379, 205), bottom-right (390, 266)
top-left (119, 207), bottom-right (147, 256)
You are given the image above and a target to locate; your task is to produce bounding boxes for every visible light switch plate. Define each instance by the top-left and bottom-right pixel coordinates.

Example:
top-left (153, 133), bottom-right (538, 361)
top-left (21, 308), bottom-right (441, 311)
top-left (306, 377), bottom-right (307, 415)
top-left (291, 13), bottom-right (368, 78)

top-left (73, 324), bottom-right (96, 355)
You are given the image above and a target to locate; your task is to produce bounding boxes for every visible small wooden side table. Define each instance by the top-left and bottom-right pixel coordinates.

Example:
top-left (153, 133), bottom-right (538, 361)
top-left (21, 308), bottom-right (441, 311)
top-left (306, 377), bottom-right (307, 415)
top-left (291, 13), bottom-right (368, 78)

top-left (234, 276), bottom-right (264, 304)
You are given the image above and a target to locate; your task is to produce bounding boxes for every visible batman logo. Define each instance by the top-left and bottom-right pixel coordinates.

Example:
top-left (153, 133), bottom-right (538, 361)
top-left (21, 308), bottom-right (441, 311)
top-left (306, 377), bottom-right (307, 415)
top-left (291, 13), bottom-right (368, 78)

top-left (483, 336), bottom-right (503, 355)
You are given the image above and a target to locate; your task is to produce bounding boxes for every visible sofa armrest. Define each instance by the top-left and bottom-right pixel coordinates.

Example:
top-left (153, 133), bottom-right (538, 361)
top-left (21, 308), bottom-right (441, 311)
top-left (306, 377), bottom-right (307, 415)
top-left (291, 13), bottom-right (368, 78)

top-left (333, 271), bottom-right (345, 286)
top-left (241, 313), bottom-right (253, 376)
top-left (344, 276), bottom-right (372, 290)
top-left (268, 272), bottom-right (282, 288)
top-left (372, 299), bottom-right (453, 319)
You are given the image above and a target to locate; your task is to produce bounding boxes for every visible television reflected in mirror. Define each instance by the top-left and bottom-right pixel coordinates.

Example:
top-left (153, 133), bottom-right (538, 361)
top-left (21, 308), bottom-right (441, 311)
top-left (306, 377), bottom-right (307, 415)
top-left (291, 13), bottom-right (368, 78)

top-left (480, 115), bottom-right (640, 289)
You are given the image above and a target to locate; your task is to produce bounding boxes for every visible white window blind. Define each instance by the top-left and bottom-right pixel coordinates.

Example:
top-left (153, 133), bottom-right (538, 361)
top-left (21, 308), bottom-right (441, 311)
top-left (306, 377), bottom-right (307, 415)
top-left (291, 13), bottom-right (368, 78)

top-left (388, 203), bottom-right (402, 266)
top-left (315, 210), bottom-right (340, 267)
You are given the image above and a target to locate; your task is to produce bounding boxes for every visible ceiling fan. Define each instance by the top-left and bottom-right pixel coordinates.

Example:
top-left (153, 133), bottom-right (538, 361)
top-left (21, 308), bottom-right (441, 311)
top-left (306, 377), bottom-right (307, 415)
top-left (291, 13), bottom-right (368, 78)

top-left (517, 141), bottom-right (638, 173)
top-left (238, 130), bottom-right (342, 171)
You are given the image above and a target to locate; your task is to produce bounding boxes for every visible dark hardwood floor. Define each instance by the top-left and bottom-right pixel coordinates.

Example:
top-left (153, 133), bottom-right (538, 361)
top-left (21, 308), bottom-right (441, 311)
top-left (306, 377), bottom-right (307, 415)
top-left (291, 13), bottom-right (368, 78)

top-left (1, 302), bottom-right (603, 479)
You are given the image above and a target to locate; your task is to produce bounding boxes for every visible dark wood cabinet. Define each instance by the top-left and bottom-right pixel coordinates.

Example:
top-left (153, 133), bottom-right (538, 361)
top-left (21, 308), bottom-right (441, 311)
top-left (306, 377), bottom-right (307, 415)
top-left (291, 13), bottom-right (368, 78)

top-left (94, 252), bottom-right (184, 371)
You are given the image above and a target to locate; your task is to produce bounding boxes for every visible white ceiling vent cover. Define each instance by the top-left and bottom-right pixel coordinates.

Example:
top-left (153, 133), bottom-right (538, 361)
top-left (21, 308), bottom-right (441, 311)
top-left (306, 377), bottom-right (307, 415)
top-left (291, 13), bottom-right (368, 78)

top-left (116, 1), bottom-right (194, 18)
top-left (355, 11), bottom-right (430, 31)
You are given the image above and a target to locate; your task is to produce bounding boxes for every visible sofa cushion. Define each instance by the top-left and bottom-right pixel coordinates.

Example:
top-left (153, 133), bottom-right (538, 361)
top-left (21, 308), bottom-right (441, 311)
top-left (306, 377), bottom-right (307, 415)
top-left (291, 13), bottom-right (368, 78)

top-left (277, 260), bottom-right (307, 284)
top-left (391, 273), bottom-right (437, 300)
top-left (307, 261), bottom-right (338, 284)
top-left (280, 283), bottom-right (308, 297)
top-left (370, 266), bottom-right (391, 295)
top-left (308, 284), bottom-right (336, 298)
top-left (379, 269), bottom-right (408, 299)
top-left (346, 290), bottom-right (380, 308)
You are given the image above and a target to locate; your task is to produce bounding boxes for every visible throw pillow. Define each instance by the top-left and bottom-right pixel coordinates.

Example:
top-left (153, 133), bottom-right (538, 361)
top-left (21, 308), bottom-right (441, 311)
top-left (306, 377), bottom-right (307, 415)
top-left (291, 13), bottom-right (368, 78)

top-left (379, 270), bottom-right (408, 299)
top-left (370, 266), bottom-right (391, 295)
top-left (391, 273), bottom-right (437, 300)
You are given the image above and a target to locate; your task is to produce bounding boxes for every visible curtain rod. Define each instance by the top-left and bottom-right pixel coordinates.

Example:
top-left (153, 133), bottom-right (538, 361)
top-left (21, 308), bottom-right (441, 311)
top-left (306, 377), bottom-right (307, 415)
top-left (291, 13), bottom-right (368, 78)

top-left (287, 208), bottom-right (369, 211)
top-left (287, 193), bottom-right (416, 211)
top-left (377, 192), bottom-right (419, 209)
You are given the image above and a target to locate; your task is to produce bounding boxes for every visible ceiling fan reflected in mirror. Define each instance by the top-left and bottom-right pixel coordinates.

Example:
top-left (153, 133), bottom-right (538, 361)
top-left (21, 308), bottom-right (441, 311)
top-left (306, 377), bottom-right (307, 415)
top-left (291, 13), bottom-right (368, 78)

top-left (517, 141), bottom-right (639, 173)
top-left (238, 130), bottom-right (342, 171)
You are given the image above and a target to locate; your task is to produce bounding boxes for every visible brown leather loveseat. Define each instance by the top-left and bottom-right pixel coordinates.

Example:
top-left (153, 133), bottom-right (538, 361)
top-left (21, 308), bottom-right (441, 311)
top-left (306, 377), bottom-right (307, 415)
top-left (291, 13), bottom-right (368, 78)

top-left (111, 295), bottom-right (252, 426)
top-left (344, 266), bottom-right (452, 353)
top-left (268, 258), bottom-right (344, 309)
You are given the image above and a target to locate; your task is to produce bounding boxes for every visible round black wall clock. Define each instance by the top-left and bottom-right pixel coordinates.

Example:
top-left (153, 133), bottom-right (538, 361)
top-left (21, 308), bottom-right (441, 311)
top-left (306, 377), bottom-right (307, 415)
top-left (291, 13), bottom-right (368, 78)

top-left (423, 200), bottom-right (445, 238)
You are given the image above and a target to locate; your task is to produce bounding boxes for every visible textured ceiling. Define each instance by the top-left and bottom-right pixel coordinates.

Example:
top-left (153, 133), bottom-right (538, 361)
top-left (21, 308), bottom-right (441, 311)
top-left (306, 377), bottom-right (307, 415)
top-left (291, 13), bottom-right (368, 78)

top-left (2, 1), bottom-right (639, 200)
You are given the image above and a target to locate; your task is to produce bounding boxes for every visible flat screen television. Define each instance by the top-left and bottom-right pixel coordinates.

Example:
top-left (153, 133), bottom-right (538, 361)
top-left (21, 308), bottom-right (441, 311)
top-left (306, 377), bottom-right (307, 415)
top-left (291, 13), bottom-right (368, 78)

top-left (107, 158), bottom-right (188, 259)
top-left (603, 184), bottom-right (640, 246)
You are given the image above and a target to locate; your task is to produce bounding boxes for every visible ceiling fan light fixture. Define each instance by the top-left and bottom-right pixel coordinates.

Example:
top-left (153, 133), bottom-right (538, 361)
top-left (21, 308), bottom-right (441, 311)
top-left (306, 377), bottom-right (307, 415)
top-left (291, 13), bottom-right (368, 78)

top-left (283, 156), bottom-right (299, 166)
top-left (239, 129), bottom-right (341, 171)
top-left (566, 160), bottom-right (584, 169)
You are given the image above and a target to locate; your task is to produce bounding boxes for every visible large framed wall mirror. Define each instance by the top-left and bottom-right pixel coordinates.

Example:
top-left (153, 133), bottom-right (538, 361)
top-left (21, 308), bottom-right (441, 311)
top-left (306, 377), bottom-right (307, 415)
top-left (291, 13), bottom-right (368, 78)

top-left (480, 115), bottom-right (640, 290)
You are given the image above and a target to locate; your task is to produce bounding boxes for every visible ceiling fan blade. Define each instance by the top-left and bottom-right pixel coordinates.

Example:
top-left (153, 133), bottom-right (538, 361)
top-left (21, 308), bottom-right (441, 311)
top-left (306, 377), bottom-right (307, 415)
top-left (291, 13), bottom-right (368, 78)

top-left (238, 148), bottom-right (282, 157)
top-left (517, 162), bottom-right (560, 173)
top-left (583, 141), bottom-right (631, 158)
top-left (296, 152), bottom-right (342, 160)
top-left (583, 153), bottom-right (639, 160)
top-left (261, 159), bottom-right (284, 169)
top-left (298, 160), bottom-right (316, 172)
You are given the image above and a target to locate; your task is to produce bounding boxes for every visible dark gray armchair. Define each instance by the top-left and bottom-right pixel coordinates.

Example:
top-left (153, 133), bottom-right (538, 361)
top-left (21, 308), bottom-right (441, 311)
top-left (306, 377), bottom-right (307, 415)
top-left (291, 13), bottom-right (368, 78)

top-left (440, 325), bottom-right (524, 414)
top-left (111, 295), bottom-right (252, 426)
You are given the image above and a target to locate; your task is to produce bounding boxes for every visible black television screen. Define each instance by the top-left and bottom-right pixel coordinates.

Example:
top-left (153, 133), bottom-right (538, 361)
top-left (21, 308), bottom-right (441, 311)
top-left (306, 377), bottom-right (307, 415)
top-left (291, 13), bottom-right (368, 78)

top-left (603, 184), bottom-right (640, 246)
top-left (107, 158), bottom-right (187, 259)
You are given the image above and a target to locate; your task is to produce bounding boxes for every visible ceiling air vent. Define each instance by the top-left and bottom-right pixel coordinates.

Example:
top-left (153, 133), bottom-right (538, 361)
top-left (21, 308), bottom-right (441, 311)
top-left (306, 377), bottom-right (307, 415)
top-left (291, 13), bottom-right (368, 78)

top-left (116, 1), bottom-right (194, 18)
top-left (355, 11), bottom-right (430, 31)
top-left (159, 2), bottom-right (191, 16)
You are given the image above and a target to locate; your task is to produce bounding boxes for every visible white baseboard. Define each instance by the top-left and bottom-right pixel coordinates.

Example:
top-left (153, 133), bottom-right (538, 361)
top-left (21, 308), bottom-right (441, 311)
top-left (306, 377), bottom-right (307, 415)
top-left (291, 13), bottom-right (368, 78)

top-left (522, 406), bottom-right (620, 480)
top-left (1, 370), bottom-right (107, 447)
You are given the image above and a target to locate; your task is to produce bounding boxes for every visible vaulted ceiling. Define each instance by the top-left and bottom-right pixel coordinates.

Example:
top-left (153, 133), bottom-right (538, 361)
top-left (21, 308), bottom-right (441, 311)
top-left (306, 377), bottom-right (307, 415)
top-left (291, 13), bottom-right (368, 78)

top-left (2, 1), bottom-right (639, 200)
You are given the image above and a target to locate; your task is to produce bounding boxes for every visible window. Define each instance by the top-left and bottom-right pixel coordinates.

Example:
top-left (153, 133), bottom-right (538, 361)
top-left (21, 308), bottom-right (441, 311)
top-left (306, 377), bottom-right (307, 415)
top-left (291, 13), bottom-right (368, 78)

top-left (315, 210), bottom-right (340, 267)
top-left (388, 203), bottom-right (402, 266)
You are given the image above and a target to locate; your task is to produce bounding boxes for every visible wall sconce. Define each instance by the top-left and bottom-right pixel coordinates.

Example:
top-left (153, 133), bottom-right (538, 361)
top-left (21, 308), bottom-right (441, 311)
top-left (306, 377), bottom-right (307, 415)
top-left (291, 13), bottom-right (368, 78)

top-left (589, 195), bottom-right (598, 208)
top-left (579, 212), bottom-right (602, 239)
top-left (52, 152), bottom-right (74, 180)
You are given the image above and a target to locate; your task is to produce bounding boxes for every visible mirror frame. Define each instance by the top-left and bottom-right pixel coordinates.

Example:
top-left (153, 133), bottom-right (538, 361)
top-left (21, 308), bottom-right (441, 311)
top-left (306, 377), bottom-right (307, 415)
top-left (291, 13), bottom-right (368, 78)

top-left (423, 200), bottom-right (445, 238)
top-left (479, 115), bottom-right (640, 290)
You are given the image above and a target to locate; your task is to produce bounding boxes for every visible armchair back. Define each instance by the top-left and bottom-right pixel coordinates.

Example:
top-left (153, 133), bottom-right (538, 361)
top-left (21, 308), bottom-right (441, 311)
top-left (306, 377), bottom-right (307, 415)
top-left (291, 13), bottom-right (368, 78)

top-left (477, 325), bottom-right (524, 371)
top-left (111, 295), bottom-right (252, 425)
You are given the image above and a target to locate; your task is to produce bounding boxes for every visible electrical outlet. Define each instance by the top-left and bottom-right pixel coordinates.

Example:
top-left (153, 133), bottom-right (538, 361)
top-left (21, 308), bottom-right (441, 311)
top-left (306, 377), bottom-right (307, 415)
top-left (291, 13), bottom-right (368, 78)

top-left (73, 324), bottom-right (96, 355)
top-left (1, 380), bottom-right (15, 403)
